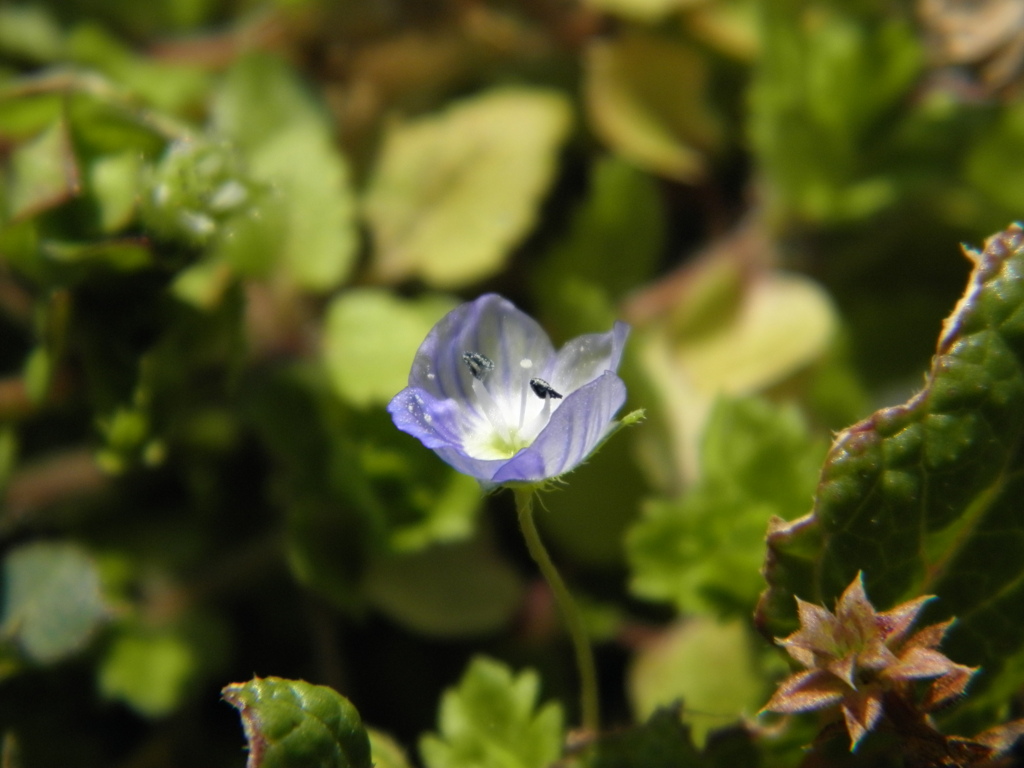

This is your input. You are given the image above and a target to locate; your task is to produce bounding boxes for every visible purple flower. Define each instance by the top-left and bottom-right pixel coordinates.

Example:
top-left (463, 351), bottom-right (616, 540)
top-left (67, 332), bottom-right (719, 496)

top-left (388, 294), bottom-right (630, 486)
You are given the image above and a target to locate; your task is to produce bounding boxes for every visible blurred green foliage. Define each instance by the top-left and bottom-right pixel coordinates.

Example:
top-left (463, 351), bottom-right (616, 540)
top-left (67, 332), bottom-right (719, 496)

top-left (2, 0), bottom-right (1024, 765)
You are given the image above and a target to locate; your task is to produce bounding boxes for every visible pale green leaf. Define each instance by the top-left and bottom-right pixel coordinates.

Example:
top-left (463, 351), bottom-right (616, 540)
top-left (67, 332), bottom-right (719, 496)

top-left (628, 617), bottom-right (768, 747)
top-left (420, 657), bottom-right (564, 768)
top-left (584, 32), bottom-right (719, 182)
top-left (368, 729), bottom-right (413, 768)
top-left (364, 87), bottom-right (572, 288)
top-left (90, 151), bottom-right (142, 232)
top-left (322, 289), bottom-right (458, 408)
top-left (6, 118), bottom-right (79, 220)
top-left (582, 0), bottom-right (694, 22)
top-left (246, 124), bottom-right (357, 291)
top-left (0, 5), bottom-right (63, 62)
top-left (214, 54), bottom-right (357, 290)
top-left (1, 542), bottom-right (107, 664)
top-left (99, 630), bottom-right (195, 718)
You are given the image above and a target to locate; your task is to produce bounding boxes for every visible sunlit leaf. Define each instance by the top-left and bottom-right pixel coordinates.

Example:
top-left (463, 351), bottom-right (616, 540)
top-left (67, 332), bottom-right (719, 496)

top-left (420, 657), bottom-right (563, 768)
top-left (213, 51), bottom-right (327, 154)
top-left (6, 118), bottom-right (79, 221)
top-left (364, 537), bottom-right (523, 637)
top-left (582, 0), bottom-right (693, 22)
top-left (322, 289), bottom-right (458, 409)
top-left (1, 542), bottom-right (107, 664)
top-left (0, 5), bottom-right (62, 63)
top-left (676, 271), bottom-right (837, 396)
top-left (756, 224), bottom-right (1024, 722)
top-left (89, 151), bottom-right (142, 232)
top-left (584, 32), bottom-right (719, 183)
top-left (99, 630), bottom-right (196, 718)
top-left (627, 618), bottom-right (768, 748)
top-left (632, 253), bottom-right (837, 486)
top-left (214, 54), bottom-right (357, 291)
top-left (222, 676), bottom-right (372, 768)
top-left (368, 729), bottom-right (413, 768)
top-left (364, 87), bottom-right (572, 288)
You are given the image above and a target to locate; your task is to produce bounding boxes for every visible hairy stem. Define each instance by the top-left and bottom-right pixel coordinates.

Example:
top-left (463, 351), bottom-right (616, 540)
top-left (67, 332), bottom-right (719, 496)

top-left (514, 486), bottom-right (599, 733)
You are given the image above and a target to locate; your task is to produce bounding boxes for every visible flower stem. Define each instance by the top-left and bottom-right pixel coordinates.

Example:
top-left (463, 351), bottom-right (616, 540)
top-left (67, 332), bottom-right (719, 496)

top-left (513, 487), bottom-right (600, 734)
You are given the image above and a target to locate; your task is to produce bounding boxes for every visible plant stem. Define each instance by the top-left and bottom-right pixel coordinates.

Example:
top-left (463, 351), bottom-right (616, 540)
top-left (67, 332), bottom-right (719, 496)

top-left (514, 486), bottom-right (600, 733)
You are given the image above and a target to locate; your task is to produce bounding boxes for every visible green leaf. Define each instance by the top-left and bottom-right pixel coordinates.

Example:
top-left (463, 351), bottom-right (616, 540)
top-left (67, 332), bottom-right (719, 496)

top-left (222, 677), bottom-right (372, 768)
top-left (582, 0), bottom-right (692, 22)
top-left (581, 704), bottom-right (759, 768)
top-left (364, 537), bottom-right (524, 637)
top-left (98, 630), bottom-right (196, 718)
top-left (246, 123), bottom-right (357, 290)
top-left (756, 224), bottom-right (1024, 721)
top-left (537, 156), bottom-right (663, 317)
top-left (628, 397), bottom-right (826, 615)
top-left (139, 138), bottom-right (252, 246)
top-left (627, 617), bottom-right (768, 747)
top-left (214, 54), bottom-right (357, 291)
top-left (6, 118), bottom-right (79, 221)
top-left (67, 24), bottom-right (208, 114)
top-left (584, 32), bottom-right (719, 183)
top-left (89, 151), bottom-right (142, 232)
top-left (322, 289), bottom-right (458, 408)
top-left (966, 100), bottom-right (1024, 216)
top-left (1, 542), bottom-right (107, 664)
top-left (364, 87), bottom-right (572, 288)
top-left (674, 271), bottom-right (838, 396)
top-left (420, 656), bottom-right (564, 768)
top-left (583, 707), bottom-right (700, 768)
top-left (213, 51), bottom-right (328, 154)
top-left (368, 729), bottom-right (413, 768)
top-left (749, 1), bottom-right (922, 223)
top-left (0, 5), bottom-right (63, 63)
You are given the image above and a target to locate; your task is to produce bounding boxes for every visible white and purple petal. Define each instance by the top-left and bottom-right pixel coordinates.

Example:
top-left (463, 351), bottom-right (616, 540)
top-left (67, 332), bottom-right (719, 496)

top-left (545, 321), bottom-right (629, 396)
top-left (492, 371), bottom-right (627, 484)
top-left (389, 293), bottom-right (630, 486)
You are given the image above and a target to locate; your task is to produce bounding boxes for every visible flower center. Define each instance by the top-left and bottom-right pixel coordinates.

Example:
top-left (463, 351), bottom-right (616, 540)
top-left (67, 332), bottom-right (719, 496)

top-left (460, 351), bottom-right (562, 460)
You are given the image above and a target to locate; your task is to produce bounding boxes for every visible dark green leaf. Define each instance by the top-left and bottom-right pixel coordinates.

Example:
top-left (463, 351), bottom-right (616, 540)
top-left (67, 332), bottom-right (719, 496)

top-left (581, 705), bottom-right (758, 768)
top-left (420, 656), bottom-right (564, 768)
top-left (536, 156), bottom-right (662, 333)
top-left (364, 537), bottom-right (523, 637)
top-left (222, 677), bottom-right (372, 768)
top-left (756, 224), bottom-right (1024, 721)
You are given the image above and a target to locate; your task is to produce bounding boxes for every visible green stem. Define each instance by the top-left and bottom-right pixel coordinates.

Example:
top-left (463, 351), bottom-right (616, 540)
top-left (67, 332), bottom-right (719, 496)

top-left (514, 486), bottom-right (599, 733)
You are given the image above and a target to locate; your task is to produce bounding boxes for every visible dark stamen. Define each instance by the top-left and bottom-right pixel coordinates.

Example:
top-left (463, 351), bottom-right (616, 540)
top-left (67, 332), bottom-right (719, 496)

top-left (530, 378), bottom-right (562, 400)
top-left (462, 351), bottom-right (494, 380)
